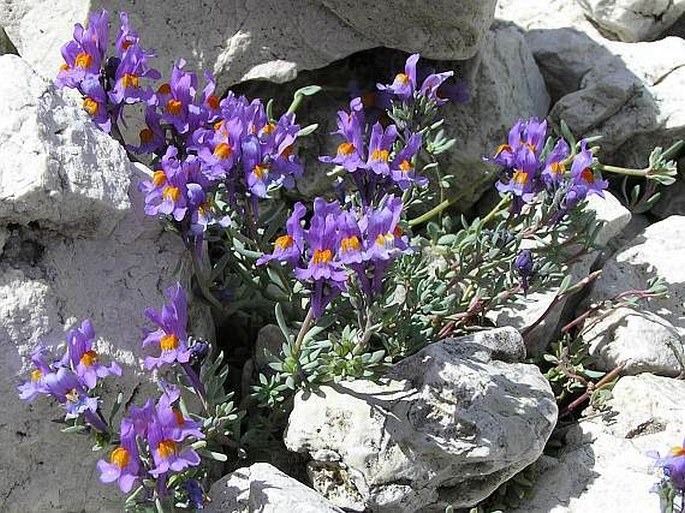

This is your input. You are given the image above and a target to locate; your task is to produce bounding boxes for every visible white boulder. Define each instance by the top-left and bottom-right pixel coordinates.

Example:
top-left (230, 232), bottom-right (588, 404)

top-left (577, 0), bottom-right (685, 42)
top-left (205, 462), bottom-right (343, 513)
top-left (284, 328), bottom-right (557, 512)
top-left (586, 215), bottom-right (685, 337)
top-left (582, 307), bottom-right (685, 376)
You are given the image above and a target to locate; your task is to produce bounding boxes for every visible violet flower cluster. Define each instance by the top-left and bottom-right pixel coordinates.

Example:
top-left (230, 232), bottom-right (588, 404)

top-left (258, 195), bottom-right (410, 318)
top-left (320, 54), bottom-right (454, 205)
top-left (55, 10), bottom-right (305, 247)
top-left (137, 87), bottom-right (304, 240)
top-left (490, 117), bottom-right (609, 217)
top-left (97, 383), bottom-right (203, 494)
top-left (56, 11), bottom-right (160, 132)
top-left (18, 320), bottom-right (121, 432)
top-left (258, 54), bottom-right (454, 319)
top-left (18, 283), bottom-right (209, 505)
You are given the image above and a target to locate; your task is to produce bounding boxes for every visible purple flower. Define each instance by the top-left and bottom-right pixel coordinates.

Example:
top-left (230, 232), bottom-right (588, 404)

top-left (115, 12), bottom-right (139, 55)
top-left (541, 139), bottom-right (570, 187)
top-left (185, 479), bottom-right (206, 510)
top-left (80, 78), bottom-right (112, 132)
top-left (241, 134), bottom-right (271, 198)
top-left (319, 99), bottom-right (366, 172)
top-left (366, 122), bottom-right (397, 176)
top-left (140, 146), bottom-right (189, 222)
top-left (109, 43), bottom-right (160, 105)
top-left (418, 71), bottom-right (454, 106)
top-left (55, 10), bottom-right (109, 89)
top-left (377, 53), bottom-right (419, 101)
top-left (653, 440), bottom-right (685, 491)
top-left (364, 195), bottom-right (408, 263)
top-left (131, 106), bottom-right (166, 155)
top-left (293, 199), bottom-right (348, 318)
top-left (197, 117), bottom-right (242, 181)
top-left (496, 146), bottom-right (541, 205)
top-left (156, 59), bottom-right (198, 134)
top-left (44, 367), bottom-right (99, 418)
top-left (570, 141), bottom-right (608, 198)
top-left (17, 345), bottom-right (55, 401)
top-left (337, 211), bottom-right (365, 265)
top-left (97, 418), bottom-right (141, 493)
top-left (147, 419), bottom-right (201, 478)
top-left (257, 202), bottom-right (306, 267)
top-left (155, 384), bottom-right (204, 441)
top-left (142, 283), bottom-right (192, 369)
top-left (65, 319), bottom-right (121, 389)
top-left (514, 249), bottom-right (534, 292)
top-left (390, 132), bottom-right (425, 190)
top-left (491, 117), bottom-right (548, 168)
top-left (295, 199), bottom-right (345, 283)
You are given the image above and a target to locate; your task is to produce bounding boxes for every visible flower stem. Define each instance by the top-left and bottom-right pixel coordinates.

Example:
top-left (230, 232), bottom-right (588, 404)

top-left (408, 198), bottom-right (452, 227)
top-left (597, 164), bottom-right (650, 178)
top-left (481, 193), bottom-right (512, 226)
top-left (189, 245), bottom-right (227, 312)
top-left (292, 307), bottom-right (314, 358)
top-left (181, 362), bottom-right (209, 413)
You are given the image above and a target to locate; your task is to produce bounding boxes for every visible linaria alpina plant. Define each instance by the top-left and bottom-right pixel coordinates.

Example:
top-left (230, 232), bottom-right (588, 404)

top-left (17, 9), bottom-right (682, 512)
top-left (651, 439), bottom-right (685, 513)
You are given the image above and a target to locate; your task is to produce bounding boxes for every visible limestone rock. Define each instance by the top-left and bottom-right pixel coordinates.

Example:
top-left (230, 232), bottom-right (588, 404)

top-left (498, 0), bottom-right (685, 158)
top-left (586, 215), bottom-right (685, 337)
top-left (284, 328), bottom-right (557, 512)
top-left (1, 0), bottom-right (496, 90)
top-left (0, 57), bottom-right (210, 512)
top-left (550, 36), bottom-right (685, 155)
top-left (510, 374), bottom-right (685, 513)
top-left (582, 307), bottom-right (685, 376)
top-left (0, 54), bottom-right (130, 235)
top-left (205, 462), bottom-right (343, 513)
top-left (577, 0), bottom-right (685, 42)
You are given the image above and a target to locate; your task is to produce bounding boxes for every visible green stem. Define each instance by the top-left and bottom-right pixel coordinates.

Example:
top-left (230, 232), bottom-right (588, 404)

top-left (189, 247), bottom-right (227, 312)
top-left (598, 164), bottom-right (650, 178)
top-left (481, 194), bottom-right (512, 226)
top-left (292, 307), bottom-right (314, 358)
top-left (155, 497), bottom-right (165, 513)
top-left (408, 198), bottom-right (453, 227)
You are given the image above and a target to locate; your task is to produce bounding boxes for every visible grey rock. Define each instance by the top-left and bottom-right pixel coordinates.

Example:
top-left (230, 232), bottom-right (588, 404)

top-left (582, 307), bottom-right (685, 376)
top-left (205, 462), bottom-right (343, 513)
top-left (0, 54), bottom-right (130, 235)
top-left (586, 215), bottom-right (685, 337)
top-left (577, 0), bottom-right (685, 42)
top-left (255, 324), bottom-right (285, 372)
top-left (1, 0), bottom-right (496, 90)
top-left (510, 373), bottom-right (685, 513)
top-left (549, 36), bottom-right (685, 156)
top-left (284, 328), bottom-right (557, 512)
top-left (0, 26), bottom-right (18, 55)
